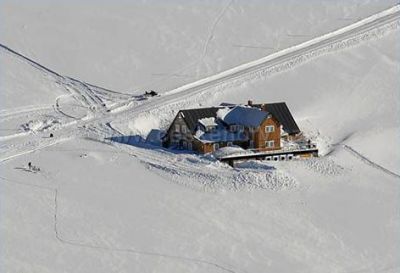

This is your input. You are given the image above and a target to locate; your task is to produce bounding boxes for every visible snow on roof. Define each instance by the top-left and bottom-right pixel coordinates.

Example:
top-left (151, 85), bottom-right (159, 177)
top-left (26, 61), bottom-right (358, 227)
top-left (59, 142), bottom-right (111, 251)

top-left (217, 106), bottom-right (268, 127)
top-left (194, 128), bottom-right (248, 143)
top-left (178, 107), bottom-right (221, 132)
top-left (198, 117), bottom-right (217, 127)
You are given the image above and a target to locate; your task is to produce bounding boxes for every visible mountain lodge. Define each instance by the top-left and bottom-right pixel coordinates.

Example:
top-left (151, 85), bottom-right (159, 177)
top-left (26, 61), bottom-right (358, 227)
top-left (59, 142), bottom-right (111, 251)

top-left (162, 101), bottom-right (308, 155)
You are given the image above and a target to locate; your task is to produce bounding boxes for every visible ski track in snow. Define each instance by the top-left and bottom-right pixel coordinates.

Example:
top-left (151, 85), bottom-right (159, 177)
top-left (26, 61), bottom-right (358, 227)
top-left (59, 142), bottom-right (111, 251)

top-left (0, 43), bottom-right (133, 116)
top-left (0, 104), bottom-right (54, 119)
top-left (342, 145), bottom-right (400, 179)
top-left (0, 175), bottom-right (240, 273)
top-left (201, 0), bottom-right (234, 60)
top-left (136, 0), bottom-right (233, 91)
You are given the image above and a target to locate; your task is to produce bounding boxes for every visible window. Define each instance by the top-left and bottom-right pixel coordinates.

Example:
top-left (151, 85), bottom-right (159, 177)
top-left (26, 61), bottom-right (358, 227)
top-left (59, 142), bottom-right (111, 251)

top-left (265, 125), bottom-right (274, 133)
top-left (175, 124), bottom-right (180, 132)
top-left (213, 143), bottom-right (220, 151)
top-left (227, 142), bottom-right (233, 147)
top-left (181, 125), bottom-right (187, 134)
top-left (206, 126), bottom-right (216, 132)
top-left (266, 140), bottom-right (275, 148)
top-left (230, 125), bottom-right (244, 132)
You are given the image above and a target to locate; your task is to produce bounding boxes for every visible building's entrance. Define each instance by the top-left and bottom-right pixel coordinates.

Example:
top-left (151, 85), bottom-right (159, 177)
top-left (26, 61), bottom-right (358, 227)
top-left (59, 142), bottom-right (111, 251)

top-left (249, 140), bottom-right (254, 149)
top-left (213, 143), bottom-right (219, 151)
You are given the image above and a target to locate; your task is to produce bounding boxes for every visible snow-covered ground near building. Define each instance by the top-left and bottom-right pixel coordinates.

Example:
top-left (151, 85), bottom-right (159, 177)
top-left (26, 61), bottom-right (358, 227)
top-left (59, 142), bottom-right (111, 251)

top-left (1, 1), bottom-right (400, 273)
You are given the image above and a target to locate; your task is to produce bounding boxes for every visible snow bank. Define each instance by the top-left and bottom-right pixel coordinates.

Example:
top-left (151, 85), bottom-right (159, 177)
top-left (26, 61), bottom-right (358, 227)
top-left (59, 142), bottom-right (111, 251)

top-left (128, 114), bottom-right (160, 137)
top-left (213, 146), bottom-right (253, 158)
top-left (20, 118), bottom-right (61, 133)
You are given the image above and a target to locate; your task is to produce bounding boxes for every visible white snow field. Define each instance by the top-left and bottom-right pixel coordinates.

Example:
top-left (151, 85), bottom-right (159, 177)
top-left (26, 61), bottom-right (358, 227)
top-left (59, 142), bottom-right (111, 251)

top-left (1, 0), bottom-right (398, 93)
top-left (1, 1), bottom-right (400, 273)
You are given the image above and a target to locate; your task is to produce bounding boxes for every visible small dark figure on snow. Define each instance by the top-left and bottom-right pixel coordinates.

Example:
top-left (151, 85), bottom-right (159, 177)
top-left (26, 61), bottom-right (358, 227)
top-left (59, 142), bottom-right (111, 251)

top-left (49, 133), bottom-right (54, 138)
top-left (145, 90), bottom-right (158, 97)
top-left (28, 162), bottom-right (32, 169)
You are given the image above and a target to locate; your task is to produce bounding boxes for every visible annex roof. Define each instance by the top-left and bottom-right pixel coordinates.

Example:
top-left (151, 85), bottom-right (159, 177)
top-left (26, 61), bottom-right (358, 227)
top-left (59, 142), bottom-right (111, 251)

top-left (179, 107), bottom-right (221, 132)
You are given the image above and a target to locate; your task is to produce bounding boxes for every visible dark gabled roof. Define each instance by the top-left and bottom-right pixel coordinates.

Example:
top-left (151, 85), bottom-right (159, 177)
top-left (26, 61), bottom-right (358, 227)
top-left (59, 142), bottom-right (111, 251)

top-left (169, 102), bottom-right (300, 135)
top-left (180, 107), bottom-right (222, 132)
top-left (263, 102), bottom-right (300, 134)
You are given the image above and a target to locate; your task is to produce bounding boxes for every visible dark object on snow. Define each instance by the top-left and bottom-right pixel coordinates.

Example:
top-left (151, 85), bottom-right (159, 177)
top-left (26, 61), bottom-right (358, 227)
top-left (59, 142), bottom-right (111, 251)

top-left (49, 133), bottom-right (54, 138)
top-left (145, 90), bottom-right (158, 97)
top-left (25, 161), bottom-right (40, 172)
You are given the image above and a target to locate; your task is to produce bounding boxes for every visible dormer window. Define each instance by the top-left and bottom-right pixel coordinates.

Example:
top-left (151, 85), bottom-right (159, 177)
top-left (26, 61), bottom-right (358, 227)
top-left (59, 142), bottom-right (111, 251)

top-left (206, 126), bottom-right (216, 132)
top-left (198, 117), bottom-right (217, 133)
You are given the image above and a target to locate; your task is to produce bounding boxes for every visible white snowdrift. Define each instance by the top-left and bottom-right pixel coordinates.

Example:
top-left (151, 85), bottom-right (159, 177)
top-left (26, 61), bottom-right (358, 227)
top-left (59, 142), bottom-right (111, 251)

top-left (212, 146), bottom-right (253, 159)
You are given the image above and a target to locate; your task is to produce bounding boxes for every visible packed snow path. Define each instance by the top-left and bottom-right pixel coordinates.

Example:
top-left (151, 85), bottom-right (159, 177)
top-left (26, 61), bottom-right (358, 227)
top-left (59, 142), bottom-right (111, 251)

top-left (0, 5), bottom-right (399, 162)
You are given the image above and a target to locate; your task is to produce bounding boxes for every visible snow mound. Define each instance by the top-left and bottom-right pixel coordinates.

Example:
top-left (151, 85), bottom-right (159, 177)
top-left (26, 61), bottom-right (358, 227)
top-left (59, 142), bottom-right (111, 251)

top-left (235, 161), bottom-right (297, 190)
top-left (213, 146), bottom-right (253, 158)
top-left (20, 118), bottom-right (61, 133)
top-left (128, 114), bottom-right (160, 137)
top-left (301, 157), bottom-right (345, 176)
top-left (141, 149), bottom-right (295, 192)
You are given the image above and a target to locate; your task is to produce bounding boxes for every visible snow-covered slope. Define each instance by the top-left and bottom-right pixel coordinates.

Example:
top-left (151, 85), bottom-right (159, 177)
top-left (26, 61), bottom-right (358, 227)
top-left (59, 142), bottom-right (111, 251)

top-left (0, 46), bottom-right (66, 111)
top-left (1, 2), bottom-right (400, 273)
top-left (212, 30), bottom-right (400, 171)
top-left (1, 0), bottom-right (398, 93)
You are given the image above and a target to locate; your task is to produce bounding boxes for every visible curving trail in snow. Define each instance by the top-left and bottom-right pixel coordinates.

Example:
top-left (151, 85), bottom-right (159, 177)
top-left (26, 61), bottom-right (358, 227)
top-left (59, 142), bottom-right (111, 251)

top-left (0, 175), bottom-right (239, 273)
top-left (343, 145), bottom-right (400, 179)
top-left (0, 43), bottom-right (133, 116)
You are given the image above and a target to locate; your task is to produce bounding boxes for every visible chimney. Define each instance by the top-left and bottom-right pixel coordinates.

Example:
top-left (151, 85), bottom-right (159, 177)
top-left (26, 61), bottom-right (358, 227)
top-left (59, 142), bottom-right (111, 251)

top-left (262, 103), bottom-right (267, 112)
top-left (247, 100), bottom-right (253, 106)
